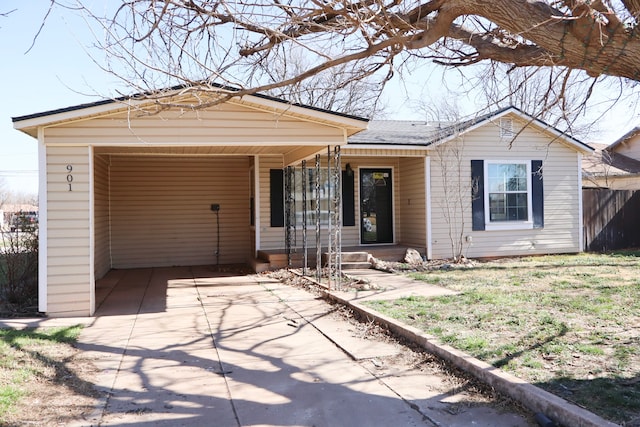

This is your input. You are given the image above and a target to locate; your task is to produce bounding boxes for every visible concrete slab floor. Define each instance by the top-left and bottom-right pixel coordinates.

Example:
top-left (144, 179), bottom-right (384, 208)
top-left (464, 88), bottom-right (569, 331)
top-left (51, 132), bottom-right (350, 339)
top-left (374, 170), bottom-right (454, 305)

top-left (73, 266), bottom-right (534, 427)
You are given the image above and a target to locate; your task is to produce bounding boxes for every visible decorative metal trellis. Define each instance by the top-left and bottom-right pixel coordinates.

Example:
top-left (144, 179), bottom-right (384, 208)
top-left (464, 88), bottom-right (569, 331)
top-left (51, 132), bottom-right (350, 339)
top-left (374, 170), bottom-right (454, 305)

top-left (315, 154), bottom-right (322, 281)
top-left (285, 148), bottom-right (342, 288)
top-left (301, 160), bottom-right (308, 275)
top-left (325, 146), bottom-right (342, 288)
top-left (284, 165), bottom-right (296, 267)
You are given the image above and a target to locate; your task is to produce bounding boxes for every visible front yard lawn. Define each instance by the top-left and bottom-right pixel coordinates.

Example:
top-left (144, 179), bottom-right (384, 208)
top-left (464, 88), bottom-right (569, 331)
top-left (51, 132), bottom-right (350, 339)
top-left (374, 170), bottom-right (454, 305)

top-left (364, 252), bottom-right (640, 425)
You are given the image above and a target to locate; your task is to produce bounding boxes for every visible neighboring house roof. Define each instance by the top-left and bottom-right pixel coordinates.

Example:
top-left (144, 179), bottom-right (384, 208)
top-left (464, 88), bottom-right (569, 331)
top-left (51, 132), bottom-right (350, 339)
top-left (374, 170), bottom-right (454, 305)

top-left (607, 126), bottom-right (640, 151)
top-left (349, 106), bottom-right (594, 154)
top-left (12, 83), bottom-right (369, 138)
top-left (582, 142), bottom-right (640, 177)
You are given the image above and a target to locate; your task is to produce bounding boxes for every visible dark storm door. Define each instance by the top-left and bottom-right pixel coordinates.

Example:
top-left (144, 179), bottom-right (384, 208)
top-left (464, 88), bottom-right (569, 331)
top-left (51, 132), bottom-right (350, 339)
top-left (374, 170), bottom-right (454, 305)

top-left (360, 168), bottom-right (393, 244)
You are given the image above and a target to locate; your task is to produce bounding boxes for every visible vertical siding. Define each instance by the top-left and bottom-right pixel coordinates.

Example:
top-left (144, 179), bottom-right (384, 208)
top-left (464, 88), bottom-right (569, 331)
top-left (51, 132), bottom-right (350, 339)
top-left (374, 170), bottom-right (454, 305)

top-left (109, 156), bottom-right (251, 267)
top-left (430, 118), bottom-right (582, 259)
top-left (45, 146), bottom-right (92, 316)
top-left (93, 154), bottom-right (110, 279)
top-left (399, 157), bottom-right (427, 250)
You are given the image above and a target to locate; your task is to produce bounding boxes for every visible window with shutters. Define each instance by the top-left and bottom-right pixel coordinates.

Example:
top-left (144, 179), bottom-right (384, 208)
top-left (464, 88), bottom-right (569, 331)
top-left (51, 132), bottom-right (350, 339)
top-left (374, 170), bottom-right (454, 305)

top-left (270, 168), bottom-right (355, 228)
top-left (486, 162), bottom-right (530, 223)
top-left (471, 160), bottom-right (544, 231)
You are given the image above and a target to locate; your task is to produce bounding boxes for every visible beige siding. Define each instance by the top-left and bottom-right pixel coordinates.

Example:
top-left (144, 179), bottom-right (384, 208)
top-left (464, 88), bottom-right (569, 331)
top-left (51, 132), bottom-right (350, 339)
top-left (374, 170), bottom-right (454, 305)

top-left (583, 175), bottom-right (640, 190)
top-left (109, 156), bottom-right (251, 268)
top-left (45, 104), bottom-right (345, 145)
top-left (398, 157), bottom-right (427, 250)
top-left (430, 117), bottom-right (581, 259)
top-left (46, 146), bottom-right (92, 316)
top-left (93, 154), bottom-right (110, 278)
top-left (613, 133), bottom-right (640, 161)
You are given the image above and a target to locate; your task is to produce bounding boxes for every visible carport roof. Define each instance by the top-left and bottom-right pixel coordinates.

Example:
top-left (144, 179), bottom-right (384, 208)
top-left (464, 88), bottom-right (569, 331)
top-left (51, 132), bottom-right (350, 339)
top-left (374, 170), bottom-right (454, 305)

top-left (12, 83), bottom-right (369, 138)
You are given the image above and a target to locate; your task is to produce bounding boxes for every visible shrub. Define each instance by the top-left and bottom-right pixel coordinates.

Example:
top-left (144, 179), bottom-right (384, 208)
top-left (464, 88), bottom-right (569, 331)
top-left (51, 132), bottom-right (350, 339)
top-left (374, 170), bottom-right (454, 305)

top-left (0, 222), bottom-right (38, 315)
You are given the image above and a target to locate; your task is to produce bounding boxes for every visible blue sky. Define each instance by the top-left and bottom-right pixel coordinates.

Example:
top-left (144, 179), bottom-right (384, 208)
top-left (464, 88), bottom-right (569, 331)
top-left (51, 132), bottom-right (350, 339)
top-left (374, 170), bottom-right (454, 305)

top-left (1, 2), bottom-right (638, 196)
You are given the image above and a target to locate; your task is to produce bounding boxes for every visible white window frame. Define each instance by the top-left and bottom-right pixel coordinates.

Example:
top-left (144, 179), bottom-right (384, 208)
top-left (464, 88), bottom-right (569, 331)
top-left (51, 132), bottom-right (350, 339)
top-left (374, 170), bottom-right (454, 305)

top-left (483, 160), bottom-right (533, 231)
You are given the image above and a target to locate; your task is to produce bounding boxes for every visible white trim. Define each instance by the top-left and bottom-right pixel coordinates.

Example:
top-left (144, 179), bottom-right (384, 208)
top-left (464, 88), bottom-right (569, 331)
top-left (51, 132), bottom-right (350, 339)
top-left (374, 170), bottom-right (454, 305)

top-left (578, 153), bottom-right (584, 252)
top-left (344, 144), bottom-right (431, 152)
top-left (484, 160), bottom-right (533, 231)
top-left (37, 128), bottom-right (47, 313)
top-left (88, 146), bottom-right (95, 316)
top-left (254, 156), bottom-right (261, 255)
top-left (425, 156), bottom-right (432, 260)
top-left (358, 166), bottom-right (395, 244)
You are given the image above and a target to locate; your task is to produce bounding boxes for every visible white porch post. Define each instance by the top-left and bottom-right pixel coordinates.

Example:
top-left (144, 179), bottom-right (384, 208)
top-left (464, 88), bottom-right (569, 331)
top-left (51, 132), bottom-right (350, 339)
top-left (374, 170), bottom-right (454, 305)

top-left (37, 127), bottom-right (47, 313)
top-left (425, 156), bottom-right (432, 260)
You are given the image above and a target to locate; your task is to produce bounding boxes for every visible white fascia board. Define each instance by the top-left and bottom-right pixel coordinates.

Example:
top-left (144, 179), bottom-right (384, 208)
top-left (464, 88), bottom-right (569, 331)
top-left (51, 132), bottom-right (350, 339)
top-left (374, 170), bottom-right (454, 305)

top-left (344, 144), bottom-right (431, 151)
top-left (13, 99), bottom-right (148, 134)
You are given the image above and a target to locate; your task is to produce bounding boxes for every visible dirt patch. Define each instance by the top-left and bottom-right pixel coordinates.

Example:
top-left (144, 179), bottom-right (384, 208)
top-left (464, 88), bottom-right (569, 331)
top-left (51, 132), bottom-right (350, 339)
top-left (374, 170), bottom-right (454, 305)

top-left (0, 333), bottom-right (103, 426)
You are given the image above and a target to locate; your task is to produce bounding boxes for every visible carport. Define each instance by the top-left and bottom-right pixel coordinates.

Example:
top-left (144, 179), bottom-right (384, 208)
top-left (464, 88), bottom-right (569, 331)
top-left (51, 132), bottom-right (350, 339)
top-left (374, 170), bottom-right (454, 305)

top-left (12, 88), bottom-right (367, 317)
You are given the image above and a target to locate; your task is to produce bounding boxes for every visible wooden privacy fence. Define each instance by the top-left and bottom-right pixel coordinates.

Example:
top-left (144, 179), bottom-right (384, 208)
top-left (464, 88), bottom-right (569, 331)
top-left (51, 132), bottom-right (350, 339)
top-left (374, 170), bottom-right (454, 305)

top-left (583, 188), bottom-right (640, 252)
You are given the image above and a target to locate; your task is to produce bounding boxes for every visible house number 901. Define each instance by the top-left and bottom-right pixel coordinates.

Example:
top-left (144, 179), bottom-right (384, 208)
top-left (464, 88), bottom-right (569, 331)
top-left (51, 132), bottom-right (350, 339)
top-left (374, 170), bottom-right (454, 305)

top-left (66, 164), bottom-right (73, 191)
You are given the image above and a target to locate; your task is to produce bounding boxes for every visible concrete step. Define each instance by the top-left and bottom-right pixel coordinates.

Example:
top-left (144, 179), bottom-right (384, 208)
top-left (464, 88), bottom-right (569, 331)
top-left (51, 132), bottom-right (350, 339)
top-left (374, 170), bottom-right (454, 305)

top-left (340, 252), bottom-right (370, 262)
top-left (340, 262), bottom-right (373, 270)
top-left (249, 257), bottom-right (271, 273)
top-left (322, 251), bottom-right (369, 264)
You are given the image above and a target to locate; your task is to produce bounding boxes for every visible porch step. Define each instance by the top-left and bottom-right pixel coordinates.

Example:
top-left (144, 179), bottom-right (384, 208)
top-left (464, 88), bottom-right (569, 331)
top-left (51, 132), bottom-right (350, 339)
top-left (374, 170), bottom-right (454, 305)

top-left (249, 257), bottom-right (271, 273)
top-left (322, 251), bottom-right (372, 270)
top-left (341, 262), bottom-right (374, 270)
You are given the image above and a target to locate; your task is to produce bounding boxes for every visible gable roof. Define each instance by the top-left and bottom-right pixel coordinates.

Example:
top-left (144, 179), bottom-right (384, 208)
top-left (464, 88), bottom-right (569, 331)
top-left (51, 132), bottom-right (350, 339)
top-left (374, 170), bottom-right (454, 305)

top-left (12, 83), bottom-right (369, 138)
top-left (607, 126), bottom-right (640, 151)
top-left (349, 106), bottom-right (594, 154)
top-left (582, 142), bottom-right (640, 177)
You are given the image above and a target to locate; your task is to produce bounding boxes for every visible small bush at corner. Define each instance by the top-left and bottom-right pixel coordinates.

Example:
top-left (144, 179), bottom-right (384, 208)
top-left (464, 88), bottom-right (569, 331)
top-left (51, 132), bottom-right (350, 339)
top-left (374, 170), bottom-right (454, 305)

top-left (0, 220), bottom-right (39, 315)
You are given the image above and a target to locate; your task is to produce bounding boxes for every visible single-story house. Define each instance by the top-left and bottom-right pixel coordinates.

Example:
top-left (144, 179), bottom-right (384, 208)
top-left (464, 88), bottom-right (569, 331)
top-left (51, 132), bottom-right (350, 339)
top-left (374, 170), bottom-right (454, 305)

top-left (582, 128), bottom-right (640, 189)
top-left (12, 87), bottom-right (593, 317)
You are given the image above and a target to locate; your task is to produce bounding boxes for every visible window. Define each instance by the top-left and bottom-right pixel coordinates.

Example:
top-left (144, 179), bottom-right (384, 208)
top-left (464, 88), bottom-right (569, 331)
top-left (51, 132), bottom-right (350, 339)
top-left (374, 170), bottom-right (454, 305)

top-left (471, 160), bottom-right (543, 231)
top-left (269, 167), bottom-right (355, 228)
top-left (487, 162), bottom-right (529, 223)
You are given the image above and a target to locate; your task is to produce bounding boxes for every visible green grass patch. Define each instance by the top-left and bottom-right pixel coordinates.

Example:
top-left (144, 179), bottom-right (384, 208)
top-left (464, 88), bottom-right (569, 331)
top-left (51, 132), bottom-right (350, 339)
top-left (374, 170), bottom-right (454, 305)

top-left (365, 253), bottom-right (640, 424)
top-left (0, 326), bottom-right (83, 421)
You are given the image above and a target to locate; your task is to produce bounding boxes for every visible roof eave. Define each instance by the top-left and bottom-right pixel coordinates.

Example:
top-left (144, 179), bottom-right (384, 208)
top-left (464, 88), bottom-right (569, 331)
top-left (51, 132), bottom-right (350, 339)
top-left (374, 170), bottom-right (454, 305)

top-left (12, 86), bottom-right (369, 138)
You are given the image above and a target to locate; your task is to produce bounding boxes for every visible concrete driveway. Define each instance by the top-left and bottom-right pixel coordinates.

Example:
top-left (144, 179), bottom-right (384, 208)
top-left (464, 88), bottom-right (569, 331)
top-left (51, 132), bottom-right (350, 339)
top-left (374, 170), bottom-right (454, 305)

top-left (74, 266), bottom-right (533, 427)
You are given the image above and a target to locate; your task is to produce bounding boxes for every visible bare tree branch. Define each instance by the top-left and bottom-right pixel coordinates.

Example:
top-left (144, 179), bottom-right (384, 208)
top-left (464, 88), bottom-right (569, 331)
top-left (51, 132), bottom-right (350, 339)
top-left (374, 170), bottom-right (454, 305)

top-left (39, 0), bottom-right (640, 120)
